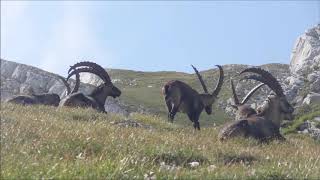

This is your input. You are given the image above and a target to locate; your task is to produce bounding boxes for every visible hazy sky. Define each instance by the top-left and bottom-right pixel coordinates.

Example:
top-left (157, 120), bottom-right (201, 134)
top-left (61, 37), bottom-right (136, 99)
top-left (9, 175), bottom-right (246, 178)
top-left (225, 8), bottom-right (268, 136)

top-left (1, 1), bottom-right (319, 75)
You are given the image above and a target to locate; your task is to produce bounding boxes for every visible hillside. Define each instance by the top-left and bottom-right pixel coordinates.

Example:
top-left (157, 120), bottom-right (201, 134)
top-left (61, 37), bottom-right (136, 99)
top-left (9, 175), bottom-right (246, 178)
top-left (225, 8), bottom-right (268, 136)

top-left (1, 103), bottom-right (319, 179)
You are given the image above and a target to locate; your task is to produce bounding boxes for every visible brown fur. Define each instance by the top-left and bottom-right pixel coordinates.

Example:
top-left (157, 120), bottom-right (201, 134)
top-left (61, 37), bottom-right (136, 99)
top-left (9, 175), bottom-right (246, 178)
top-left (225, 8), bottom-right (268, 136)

top-left (162, 65), bottom-right (224, 130)
top-left (7, 93), bottom-right (60, 106)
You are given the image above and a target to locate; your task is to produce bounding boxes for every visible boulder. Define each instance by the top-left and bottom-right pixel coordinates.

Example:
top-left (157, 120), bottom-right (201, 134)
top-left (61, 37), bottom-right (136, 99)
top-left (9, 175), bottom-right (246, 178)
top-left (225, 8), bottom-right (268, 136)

top-left (302, 92), bottom-right (320, 105)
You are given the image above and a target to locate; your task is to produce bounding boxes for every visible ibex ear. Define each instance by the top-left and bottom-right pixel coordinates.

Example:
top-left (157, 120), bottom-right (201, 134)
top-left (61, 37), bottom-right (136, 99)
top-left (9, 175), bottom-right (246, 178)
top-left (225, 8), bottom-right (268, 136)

top-left (231, 104), bottom-right (238, 110)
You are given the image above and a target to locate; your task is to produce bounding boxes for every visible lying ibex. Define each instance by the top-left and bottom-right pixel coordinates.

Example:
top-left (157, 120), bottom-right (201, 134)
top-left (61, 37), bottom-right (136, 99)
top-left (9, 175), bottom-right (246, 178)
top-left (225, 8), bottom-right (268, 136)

top-left (6, 93), bottom-right (60, 106)
top-left (5, 75), bottom-right (77, 106)
top-left (218, 79), bottom-right (265, 140)
top-left (59, 61), bottom-right (121, 113)
top-left (219, 67), bottom-right (294, 141)
top-left (162, 65), bottom-right (224, 130)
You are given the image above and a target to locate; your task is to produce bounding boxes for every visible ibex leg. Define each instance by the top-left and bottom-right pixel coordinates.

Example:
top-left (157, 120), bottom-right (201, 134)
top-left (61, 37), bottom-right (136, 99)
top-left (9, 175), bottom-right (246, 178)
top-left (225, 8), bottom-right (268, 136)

top-left (189, 113), bottom-right (200, 130)
top-left (169, 103), bottom-right (180, 122)
top-left (165, 100), bottom-right (173, 122)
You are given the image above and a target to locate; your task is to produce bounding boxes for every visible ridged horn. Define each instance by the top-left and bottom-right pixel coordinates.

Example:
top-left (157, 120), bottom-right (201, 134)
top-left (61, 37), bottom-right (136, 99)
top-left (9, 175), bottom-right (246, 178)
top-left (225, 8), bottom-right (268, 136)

top-left (212, 65), bottom-right (224, 97)
top-left (57, 75), bottom-right (71, 95)
top-left (67, 66), bottom-right (111, 90)
top-left (191, 65), bottom-right (208, 93)
top-left (68, 61), bottom-right (111, 83)
top-left (67, 67), bottom-right (95, 81)
top-left (70, 72), bottom-right (80, 94)
top-left (230, 79), bottom-right (240, 105)
top-left (240, 67), bottom-right (284, 97)
top-left (241, 83), bottom-right (265, 105)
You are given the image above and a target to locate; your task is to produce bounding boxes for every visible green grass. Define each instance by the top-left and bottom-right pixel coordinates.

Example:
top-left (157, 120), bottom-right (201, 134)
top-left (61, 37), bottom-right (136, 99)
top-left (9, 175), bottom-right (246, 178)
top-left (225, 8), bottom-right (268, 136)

top-left (283, 104), bottom-right (320, 135)
top-left (1, 103), bottom-right (320, 179)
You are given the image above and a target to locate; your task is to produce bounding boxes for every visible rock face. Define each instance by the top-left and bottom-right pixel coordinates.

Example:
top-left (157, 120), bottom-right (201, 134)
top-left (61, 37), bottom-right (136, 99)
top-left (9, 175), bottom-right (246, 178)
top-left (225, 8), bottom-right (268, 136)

top-left (1, 59), bottom-right (75, 100)
top-left (302, 92), bottom-right (320, 105)
top-left (0, 59), bottom-right (128, 115)
top-left (290, 24), bottom-right (320, 75)
top-left (285, 24), bottom-right (320, 105)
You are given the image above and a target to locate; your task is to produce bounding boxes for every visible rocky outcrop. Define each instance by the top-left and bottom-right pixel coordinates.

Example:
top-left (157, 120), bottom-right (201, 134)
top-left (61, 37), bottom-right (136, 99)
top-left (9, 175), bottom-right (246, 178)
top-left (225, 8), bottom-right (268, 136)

top-left (0, 59), bottom-right (129, 115)
top-left (286, 24), bottom-right (320, 105)
top-left (0, 59), bottom-right (93, 101)
top-left (302, 92), bottom-right (320, 105)
top-left (298, 117), bottom-right (320, 141)
top-left (290, 24), bottom-right (320, 75)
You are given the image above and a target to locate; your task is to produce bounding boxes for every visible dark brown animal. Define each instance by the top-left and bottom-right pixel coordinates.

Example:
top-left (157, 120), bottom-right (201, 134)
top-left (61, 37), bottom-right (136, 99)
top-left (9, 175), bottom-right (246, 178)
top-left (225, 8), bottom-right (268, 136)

top-left (219, 67), bottom-right (294, 141)
top-left (5, 75), bottom-right (78, 107)
top-left (162, 65), bottom-right (224, 130)
top-left (6, 93), bottom-right (60, 106)
top-left (59, 61), bottom-right (121, 113)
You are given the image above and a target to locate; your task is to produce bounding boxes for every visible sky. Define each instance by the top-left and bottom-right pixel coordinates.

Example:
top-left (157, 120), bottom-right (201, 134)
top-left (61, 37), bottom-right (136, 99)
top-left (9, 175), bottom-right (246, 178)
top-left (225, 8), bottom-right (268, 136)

top-left (1, 1), bottom-right (319, 76)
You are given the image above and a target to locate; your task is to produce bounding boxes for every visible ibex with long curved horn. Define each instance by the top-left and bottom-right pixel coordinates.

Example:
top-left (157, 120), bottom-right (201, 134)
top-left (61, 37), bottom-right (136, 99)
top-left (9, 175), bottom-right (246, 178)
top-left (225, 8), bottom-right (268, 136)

top-left (218, 79), bottom-right (265, 140)
top-left (162, 65), bottom-right (224, 130)
top-left (59, 61), bottom-right (121, 113)
top-left (219, 67), bottom-right (294, 141)
top-left (5, 75), bottom-right (79, 106)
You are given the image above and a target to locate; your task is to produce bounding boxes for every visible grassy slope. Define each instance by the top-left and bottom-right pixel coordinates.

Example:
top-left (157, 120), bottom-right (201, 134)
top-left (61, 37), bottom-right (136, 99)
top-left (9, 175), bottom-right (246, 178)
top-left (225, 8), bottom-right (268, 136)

top-left (284, 104), bottom-right (320, 134)
top-left (1, 103), bottom-right (319, 179)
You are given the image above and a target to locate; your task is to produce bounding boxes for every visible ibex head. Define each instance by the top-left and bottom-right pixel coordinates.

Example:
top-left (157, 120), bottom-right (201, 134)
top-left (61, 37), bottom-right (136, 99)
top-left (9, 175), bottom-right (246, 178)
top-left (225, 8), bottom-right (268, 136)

top-left (258, 93), bottom-right (294, 121)
top-left (240, 68), bottom-right (294, 124)
top-left (230, 79), bottom-right (265, 119)
top-left (93, 82), bottom-right (122, 98)
top-left (67, 61), bottom-right (121, 98)
top-left (191, 65), bottom-right (224, 115)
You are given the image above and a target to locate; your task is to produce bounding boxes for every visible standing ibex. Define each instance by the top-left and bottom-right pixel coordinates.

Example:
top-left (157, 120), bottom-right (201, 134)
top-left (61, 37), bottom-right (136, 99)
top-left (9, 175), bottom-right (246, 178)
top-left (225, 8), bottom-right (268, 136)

top-left (59, 61), bottom-right (121, 113)
top-left (5, 75), bottom-right (78, 106)
top-left (162, 65), bottom-right (224, 130)
top-left (219, 67), bottom-right (294, 141)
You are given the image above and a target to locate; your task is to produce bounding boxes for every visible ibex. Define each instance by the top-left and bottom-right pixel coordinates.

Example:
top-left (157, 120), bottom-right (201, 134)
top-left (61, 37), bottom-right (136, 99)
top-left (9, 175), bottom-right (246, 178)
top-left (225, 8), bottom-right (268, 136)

top-left (59, 61), bottom-right (121, 113)
top-left (219, 67), bottom-right (294, 141)
top-left (5, 75), bottom-right (78, 106)
top-left (218, 79), bottom-right (265, 140)
top-left (162, 65), bottom-right (224, 130)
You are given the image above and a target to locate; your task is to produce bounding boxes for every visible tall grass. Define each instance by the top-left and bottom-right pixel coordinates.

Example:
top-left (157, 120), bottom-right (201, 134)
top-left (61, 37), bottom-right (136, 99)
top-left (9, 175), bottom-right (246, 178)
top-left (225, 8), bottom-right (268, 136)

top-left (1, 103), bottom-right (319, 179)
